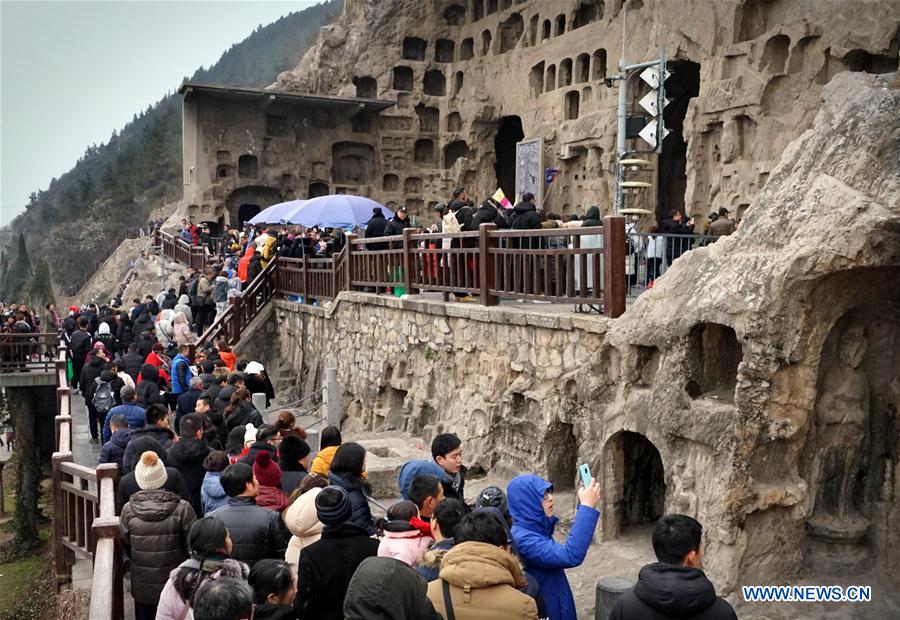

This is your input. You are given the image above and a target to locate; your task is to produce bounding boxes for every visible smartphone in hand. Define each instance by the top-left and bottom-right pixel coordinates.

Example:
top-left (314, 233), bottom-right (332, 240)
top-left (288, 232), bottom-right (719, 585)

top-left (579, 463), bottom-right (592, 488)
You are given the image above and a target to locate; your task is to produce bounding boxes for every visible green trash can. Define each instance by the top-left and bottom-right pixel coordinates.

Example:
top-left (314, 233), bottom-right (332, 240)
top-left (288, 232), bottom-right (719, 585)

top-left (390, 265), bottom-right (406, 297)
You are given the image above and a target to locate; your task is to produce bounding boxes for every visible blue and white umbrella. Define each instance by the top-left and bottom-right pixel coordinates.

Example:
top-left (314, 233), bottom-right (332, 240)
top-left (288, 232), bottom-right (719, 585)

top-left (247, 200), bottom-right (306, 225)
top-left (284, 194), bottom-right (394, 228)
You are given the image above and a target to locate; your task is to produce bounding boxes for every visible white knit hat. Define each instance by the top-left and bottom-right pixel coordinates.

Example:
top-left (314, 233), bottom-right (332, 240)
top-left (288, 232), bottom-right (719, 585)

top-left (135, 452), bottom-right (168, 491)
top-left (244, 423), bottom-right (258, 446)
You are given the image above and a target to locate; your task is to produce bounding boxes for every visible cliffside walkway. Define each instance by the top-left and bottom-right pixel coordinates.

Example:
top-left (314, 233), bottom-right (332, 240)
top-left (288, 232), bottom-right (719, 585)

top-left (152, 214), bottom-right (629, 351)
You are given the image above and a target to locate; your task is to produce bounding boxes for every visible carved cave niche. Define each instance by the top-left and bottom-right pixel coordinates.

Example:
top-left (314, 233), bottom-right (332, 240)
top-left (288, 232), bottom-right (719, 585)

top-left (799, 291), bottom-right (900, 576)
top-left (460, 38), bottom-right (475, 60)
top-left (572, 0), bottom-right (604, 28)
top-left (237, 154), bottom-right (258, 178)
top-left (392, 66), bottom-right (414, 91)
top-left (554, 14), bottom-right (566, 36)
top-left (559, 58), bottom-right (573, 87)
top-left (383, 173), bottom-right (399, 192)
top-left (544, 420), bottom-right (578, 490)
top-left (592, 48), bottom-right (608, 80)
top-left (576, 53), bottom-right (590, 83)
top-left (414, 138), bottom-right (435, 163)
top-left (602, 431), bottom-right (667, 541)
top-left (565, 90), bottom-right (580, 120)
top-left (331, 142), bottom-right (376, 185)
top-left (542, 19), bottom-right (552, 41)
top-left (402, 36), bottom-right (426, 61)
top-left (498, 12), bottom-right (524, 54)
top-left (473, 0), bottom-right (484, 21)
top-left (481, 29), bottom-right (493, 56)
top-left (216, 164), bottom-right (233, 178)
top-left (530, 61), bottom-right (545, 97)
top-left (444, 140), bottom-right (471, 168)
top-left (423, 69), bottom-right (447, 96)
top-left (454, 71), bottom-right (464, 96)
top-left (436, 38), bottom-right (455, 63)
top-left (308, 181), bottom-right (329, 198)
top-left (444, 3), bottom-right (466, 26)
top-left (447, 112), bottom-right (463, 132)
top-left (353, 76), bottom-right (377, 98)
top-left (404, 176), bottom-right (423, 193)
top-left (545, 64), bottom-right (557, 92)
top-left (487, 0), bottom-right (498, 15)
top-left (842, 45), bottom-right (900, 74)
top-left (416, 105), bottom-right (440, 132)
top-left (761, 34), bottom-right (791, 74)
top-left (684, 323), bottom-right (742, 402)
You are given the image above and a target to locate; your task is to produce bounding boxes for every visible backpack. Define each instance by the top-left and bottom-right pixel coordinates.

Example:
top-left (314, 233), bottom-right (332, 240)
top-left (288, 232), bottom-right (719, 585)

top-left (442, 211), bottom-right (461, 234)
top-left (92, 378), bottom-right (115, 414)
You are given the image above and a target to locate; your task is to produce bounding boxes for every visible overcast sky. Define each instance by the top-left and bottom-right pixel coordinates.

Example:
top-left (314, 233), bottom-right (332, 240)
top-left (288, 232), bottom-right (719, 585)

top-left (0, 0), bottom-right (319, 227)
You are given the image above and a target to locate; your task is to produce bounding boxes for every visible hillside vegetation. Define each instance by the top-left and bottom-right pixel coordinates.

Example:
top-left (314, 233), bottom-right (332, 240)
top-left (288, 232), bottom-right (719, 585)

top-left (0, 0), bottom-right (340, 298)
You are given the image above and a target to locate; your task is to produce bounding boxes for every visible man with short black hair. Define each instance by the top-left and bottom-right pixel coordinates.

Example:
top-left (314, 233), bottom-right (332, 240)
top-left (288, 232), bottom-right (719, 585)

top-left (211, 463), bottom-right (289, 566)
top-left (409, 474), bottom-right (444, 521)
top-left (166, 413), bottom-right (211, 515)
top-left (610, 514), bottom-right (737, 620)
top-left (175, 376), bottom-right (204, 430)
top-left (122, 403), bottom-right (175, 471)
top-left (415, 497), bottom-right (466, 582)
top-left (99, 413), bottom-right (131, 472)
top-left (69, 317), bottom-right (92, 391)
top-left (426, 510), bottom-right (539, 619)
top-left (101, 384), bottom-right (145, 443)
top-left (432, 432), bottom-right (466, 504)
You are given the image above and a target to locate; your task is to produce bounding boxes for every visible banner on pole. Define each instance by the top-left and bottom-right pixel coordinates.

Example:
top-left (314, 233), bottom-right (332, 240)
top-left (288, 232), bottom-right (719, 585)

top-left (492, 188), bottom-right (513, 209)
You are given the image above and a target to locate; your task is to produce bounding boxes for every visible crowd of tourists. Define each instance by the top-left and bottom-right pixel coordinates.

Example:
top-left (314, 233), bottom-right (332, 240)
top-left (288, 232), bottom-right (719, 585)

top-left (56, 297), bottom-right (736, 620)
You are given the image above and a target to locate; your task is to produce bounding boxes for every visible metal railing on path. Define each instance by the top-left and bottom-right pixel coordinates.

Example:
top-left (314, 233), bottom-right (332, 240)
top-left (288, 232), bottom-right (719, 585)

top-left (624, 231), bottom-right (720, 293)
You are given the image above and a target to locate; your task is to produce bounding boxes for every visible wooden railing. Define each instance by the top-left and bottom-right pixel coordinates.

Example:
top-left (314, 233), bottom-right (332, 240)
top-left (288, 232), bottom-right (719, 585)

top-left (0, 332), bottom-right (59, 373)
top-left (156, 229), bottom-right (207, 271)
top-left (196, 256), bottom-right (280, 348)
top-left (50, 342), bottom-right (123, 619)
top-left (171, 216), bottom-right (626, 350)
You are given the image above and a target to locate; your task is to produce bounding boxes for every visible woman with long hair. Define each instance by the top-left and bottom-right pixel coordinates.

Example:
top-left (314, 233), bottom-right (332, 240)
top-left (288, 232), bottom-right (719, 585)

top-left (156, 516), bottom-right (249, 620)
top-left (221, 387), bottom-right (263, 444)
top-left (327, 442), bottom-right (375, 534)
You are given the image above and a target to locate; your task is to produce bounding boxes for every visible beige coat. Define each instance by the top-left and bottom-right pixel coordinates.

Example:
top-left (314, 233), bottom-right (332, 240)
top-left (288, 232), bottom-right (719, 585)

top-left (427, 541), bottom-right (538, 620)
top-left (283, 487), bottom-right (324, 569)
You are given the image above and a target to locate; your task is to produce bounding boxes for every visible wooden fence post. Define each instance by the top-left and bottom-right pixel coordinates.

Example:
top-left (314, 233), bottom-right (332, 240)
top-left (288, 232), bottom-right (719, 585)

top-left (229, 296), bottom-right (242, 347)
top-left (478, 223), bottom-right (498, 306)
top-left (603, 215), bottom-right (626, 318)
top-left (302, 255), bottom-right (309, 303)
top-left (402, 228), bottom-right (417, 295)
top-left (345, 234), bottom-right (356, 292)
top-left (51, 451), bottom-right (74, 590)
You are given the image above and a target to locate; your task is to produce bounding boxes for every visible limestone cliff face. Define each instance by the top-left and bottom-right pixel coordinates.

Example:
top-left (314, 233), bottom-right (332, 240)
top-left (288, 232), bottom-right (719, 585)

top-left (242, 71), bottom-right (900, 594)
top-left (272, 0), bottom-right (898, 224)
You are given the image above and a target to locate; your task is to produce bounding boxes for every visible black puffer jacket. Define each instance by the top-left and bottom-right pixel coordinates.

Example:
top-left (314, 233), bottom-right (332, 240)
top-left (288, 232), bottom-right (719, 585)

top-left (295, 522), bottom-right (380, 620)
top-left (123, 425), bottom-right (176, 472)
top-left (120, 351), bottom-right (144, 382)
top-left (610, 563), bottom-right (738, 620)
top-left (221, 401), bottom-right (264, 445)
top-left (132, 314), bottom-right (153, 345)
top-left (135, 364), bottom-right (162, 408)
top-left (166, 438), bottom-right (211, 516)
top-left (120, 489), bottom-right (196, 604)
top-left (364, 212), bottom-right (389, 250)
top-left (208, 496), bottom-right (289, 567)
top-left (328, 471), bottom-right (374, 535)
top-left (214, 384), bottom-right (237, 416)
top-left (80, 355), bottom-right (106, 403)
top-left (471, 201), bottom-right (510, 230)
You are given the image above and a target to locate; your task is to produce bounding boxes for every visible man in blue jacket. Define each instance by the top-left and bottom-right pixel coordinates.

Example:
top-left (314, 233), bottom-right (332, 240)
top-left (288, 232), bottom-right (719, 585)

top-left (170, 344), bottom-right (194, 397)
top-left (507, 473), bottom-right (602, 620)
top-left (101, 385), bottom-right (145, 443)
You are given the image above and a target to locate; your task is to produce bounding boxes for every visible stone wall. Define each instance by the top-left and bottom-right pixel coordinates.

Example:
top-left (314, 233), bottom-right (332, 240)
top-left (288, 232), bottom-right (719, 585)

top-left (240, 71), bottom-right (900, 591)
top-left (272, 0), bottom-right (898, 225)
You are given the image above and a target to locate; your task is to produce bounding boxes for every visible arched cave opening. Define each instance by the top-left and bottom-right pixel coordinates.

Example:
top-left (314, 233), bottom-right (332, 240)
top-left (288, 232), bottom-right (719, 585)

top-left (308, 181), bottom-right (329, 198)
top-left (686, 322), bottom-right (742, 401)
top-left (494, 115), bottom-right (524, 200)
top-left (605, 431), bottom-right (667, 537)
top-left (237, 204), bottom-right (260, 227)
top-left (657, 59), bottom-right (700, 224)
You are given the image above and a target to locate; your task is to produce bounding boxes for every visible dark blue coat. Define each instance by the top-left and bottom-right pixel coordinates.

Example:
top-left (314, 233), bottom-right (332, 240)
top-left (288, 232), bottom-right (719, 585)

top-left (508, 474), bottom-right (599, 620)
top-left (328, 471), bottom-right (374, 535)
top-left (99, 429), bottom-right (131, 472)
top-left (102, 403), bottom-right (146, 442)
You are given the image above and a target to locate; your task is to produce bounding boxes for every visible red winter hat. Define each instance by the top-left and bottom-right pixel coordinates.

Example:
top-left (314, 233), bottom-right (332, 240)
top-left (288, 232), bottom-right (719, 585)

top-left (253, 451), bottom-right (282, 487)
